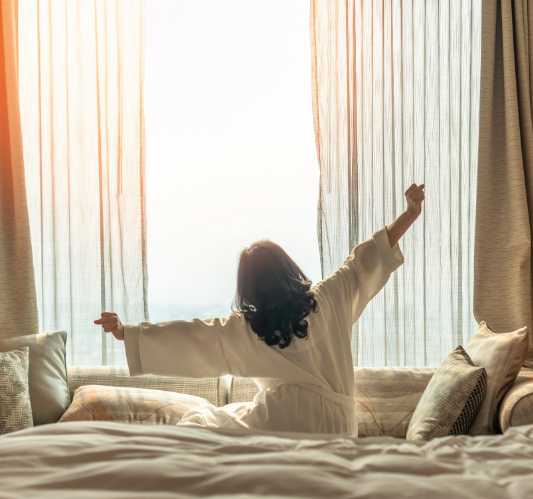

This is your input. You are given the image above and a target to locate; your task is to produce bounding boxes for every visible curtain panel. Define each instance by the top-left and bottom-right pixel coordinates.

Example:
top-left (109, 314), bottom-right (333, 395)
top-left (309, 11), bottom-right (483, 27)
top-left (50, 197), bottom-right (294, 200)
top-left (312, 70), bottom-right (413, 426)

top-left (474, 0), bottom-right (533, 367)
top-left (0, 0), bottom-right (38, 339)
top-left (310, 0), bottom-right (482, 366)
top-left (18, 0), bottom-right (148, 365)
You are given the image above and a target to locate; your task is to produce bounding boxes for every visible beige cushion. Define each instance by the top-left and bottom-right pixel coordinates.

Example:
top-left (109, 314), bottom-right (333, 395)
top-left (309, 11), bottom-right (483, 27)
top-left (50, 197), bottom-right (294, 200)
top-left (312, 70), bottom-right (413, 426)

top-left (59, 385), bottom-right (210, 425)
top-left (353, 367), bottom-right (435, 437)
top-left (406, 347), bottom-right (487, 441)
top-left (66, 366), bottom-right (227, 407)
top-left (466, 322), bottom-right (528, 435)
top-left (0, 347), bottom-right (33, 434)
top-left (0, 331), bottom-right (70, 426)
top-left (499, 369), bottom-right (533, 432)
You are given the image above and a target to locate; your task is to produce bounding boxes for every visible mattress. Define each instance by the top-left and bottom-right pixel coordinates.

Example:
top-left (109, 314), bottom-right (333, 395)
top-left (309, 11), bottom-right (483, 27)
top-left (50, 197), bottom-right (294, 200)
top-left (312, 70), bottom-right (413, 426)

top-left (1, 422), bottom-right (533, 498)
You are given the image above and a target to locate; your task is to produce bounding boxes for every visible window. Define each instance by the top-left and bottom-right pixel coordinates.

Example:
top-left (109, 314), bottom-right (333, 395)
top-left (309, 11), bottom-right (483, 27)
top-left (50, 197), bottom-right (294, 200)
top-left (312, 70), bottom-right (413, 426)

top-left (145, 0), bottom-right (321, 323)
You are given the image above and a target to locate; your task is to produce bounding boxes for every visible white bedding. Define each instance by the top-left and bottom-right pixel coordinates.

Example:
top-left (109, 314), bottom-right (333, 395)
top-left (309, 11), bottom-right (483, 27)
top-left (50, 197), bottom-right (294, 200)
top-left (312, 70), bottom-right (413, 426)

top-left (1, 422), bottom-right (533, 499)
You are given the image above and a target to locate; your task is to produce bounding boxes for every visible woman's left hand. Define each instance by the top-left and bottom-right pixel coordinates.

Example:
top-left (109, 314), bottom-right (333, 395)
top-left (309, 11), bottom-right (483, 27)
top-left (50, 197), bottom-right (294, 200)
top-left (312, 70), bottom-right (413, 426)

top-left (404, 183), bottom-right (425, 218)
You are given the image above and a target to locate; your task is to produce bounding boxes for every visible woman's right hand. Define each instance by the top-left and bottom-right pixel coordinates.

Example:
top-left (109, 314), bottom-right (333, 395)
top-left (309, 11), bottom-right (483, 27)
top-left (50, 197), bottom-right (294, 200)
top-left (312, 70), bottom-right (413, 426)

top-left (94, 312), bottom-right (125, 341)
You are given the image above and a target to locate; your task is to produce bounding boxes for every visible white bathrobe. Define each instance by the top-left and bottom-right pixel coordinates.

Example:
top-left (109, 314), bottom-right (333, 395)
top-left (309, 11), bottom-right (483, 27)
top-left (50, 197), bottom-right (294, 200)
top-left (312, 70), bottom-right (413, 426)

top-left (124, 227), bottom-right (404, 434)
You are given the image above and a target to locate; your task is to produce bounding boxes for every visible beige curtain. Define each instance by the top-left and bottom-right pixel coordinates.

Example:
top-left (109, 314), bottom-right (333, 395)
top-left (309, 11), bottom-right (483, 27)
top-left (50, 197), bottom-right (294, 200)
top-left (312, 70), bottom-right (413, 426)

top-left (18, 0), bottom-right (148, 365)
top-left (474, 0), bottom-right (533, 367)
top-left (0, 0), bottom-right (38, 339)
top-left (311, 0), bottom-right (482, 366)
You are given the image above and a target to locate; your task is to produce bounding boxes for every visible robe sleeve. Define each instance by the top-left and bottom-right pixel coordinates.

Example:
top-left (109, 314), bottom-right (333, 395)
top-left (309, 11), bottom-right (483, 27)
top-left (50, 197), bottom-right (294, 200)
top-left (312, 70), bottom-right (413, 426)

top-left (313, 226), bottom-right (404, 326)
top-left (124, 316), bottom-right (245, 378)
top-left (124, 313), bottom-right (328, 384)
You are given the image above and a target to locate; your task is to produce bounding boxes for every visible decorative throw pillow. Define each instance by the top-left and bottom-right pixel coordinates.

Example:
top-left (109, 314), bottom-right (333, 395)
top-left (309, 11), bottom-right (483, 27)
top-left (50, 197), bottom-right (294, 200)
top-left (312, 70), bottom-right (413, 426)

top-left (0, 331), bottom-right (70, 426)
top-left (354, 367), bottom-right (436, 438)
top-left (0, 347), bottom-right (33, 434)
top-left (59, 385), bottom-right (210, 425)
top-left (466, 322), bottom-right (528, 435)
top-left (406, 346), bottom-right (487, 441)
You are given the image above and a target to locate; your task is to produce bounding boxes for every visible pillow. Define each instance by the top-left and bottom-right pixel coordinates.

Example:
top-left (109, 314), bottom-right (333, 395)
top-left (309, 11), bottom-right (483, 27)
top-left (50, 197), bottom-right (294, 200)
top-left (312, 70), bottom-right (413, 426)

top-left (354, 367), bottom-right (436, 438)
top-left (0, 347), bottom-right (33, 434)
top-left (0, 331), bottom-right (70, 425)
top-left (59, 385), bottom-right (210, 425)
top-left (406, 346), bottom-right (487, 441)
top-left (465, 322), bottom-right (528, 435)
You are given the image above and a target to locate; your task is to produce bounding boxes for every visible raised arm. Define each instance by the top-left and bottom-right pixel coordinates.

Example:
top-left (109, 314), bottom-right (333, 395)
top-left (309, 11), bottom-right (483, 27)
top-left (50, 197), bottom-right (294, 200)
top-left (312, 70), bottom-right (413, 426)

top-left (314, 183), bottom-right (424, 326)
top-left (386, 183), bottom-right (424, 248)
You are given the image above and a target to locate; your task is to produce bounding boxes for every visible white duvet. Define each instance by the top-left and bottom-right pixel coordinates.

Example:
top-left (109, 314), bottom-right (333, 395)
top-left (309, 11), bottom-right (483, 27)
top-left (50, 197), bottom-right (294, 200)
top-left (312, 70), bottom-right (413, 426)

top-left (1, 422), bottom-right (533, 499)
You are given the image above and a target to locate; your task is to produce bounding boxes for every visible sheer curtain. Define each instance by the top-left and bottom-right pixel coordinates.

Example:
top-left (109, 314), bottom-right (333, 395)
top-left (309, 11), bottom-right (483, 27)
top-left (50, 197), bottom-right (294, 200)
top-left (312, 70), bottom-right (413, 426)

top-left (18, 0), bottom-right (148, 365)
top-left (311, 0), bottom-right (482, 366)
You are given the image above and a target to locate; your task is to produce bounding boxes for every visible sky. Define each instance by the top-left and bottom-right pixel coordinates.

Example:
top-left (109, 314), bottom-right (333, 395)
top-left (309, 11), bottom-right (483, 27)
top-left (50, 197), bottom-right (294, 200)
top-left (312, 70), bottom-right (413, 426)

top-left (145, 0), bottom-right (322, 322)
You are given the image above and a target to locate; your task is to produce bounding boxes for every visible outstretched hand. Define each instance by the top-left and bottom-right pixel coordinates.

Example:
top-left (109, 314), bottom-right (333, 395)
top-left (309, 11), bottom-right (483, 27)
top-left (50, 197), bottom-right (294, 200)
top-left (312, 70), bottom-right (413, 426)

top-left (386, 183), bottom-right (425, 248)
top-left (94, 312), bottom-right (125, 341)
top-left (404, 183), bottom-right (425, 218)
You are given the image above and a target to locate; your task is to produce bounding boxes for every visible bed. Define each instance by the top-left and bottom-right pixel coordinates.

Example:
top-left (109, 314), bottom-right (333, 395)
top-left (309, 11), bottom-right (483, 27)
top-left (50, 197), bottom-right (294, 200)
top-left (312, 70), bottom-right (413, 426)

top-left (1, 421), bottom-right (533, 498)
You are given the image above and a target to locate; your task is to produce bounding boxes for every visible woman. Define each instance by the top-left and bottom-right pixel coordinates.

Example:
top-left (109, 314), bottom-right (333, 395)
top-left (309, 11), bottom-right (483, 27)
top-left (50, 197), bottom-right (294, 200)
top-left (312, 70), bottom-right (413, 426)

top-left (95, 184), bottom-right (425, 435)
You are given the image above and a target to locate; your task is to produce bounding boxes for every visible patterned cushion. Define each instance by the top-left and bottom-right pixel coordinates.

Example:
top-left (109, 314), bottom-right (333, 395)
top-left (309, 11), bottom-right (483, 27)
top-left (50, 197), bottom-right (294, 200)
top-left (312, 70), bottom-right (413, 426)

top-left (59, 385), bottom-right (210, 425)
top-left (354, 367), bottom-right (436, 438)
top-left (0, 347), bottom-right (33, 434)
top-left (499, 369), bottom-right (533, 432)
top-left (406, 346), bottom-right (487, 441)
top-left (465, 322), bottom-right (528, 435)
top-left (66, 366), bottom-right (228, 407)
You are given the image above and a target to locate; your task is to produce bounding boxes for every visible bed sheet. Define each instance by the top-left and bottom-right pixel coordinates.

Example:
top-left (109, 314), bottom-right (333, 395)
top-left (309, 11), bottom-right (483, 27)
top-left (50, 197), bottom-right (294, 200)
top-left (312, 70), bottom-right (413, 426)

top-left (1, 422), bottom-right (533, 498)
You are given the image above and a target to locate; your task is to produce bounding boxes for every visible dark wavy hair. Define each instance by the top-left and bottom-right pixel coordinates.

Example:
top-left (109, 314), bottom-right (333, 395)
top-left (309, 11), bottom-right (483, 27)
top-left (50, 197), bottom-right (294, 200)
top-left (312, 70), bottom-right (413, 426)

top-left (233, 240), bottom-right (317, 349)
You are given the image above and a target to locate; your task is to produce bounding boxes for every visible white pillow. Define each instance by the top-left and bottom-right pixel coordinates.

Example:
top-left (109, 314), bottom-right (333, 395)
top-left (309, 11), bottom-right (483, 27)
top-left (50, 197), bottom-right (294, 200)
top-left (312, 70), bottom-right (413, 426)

top-left (466, 322), bottom-right (528, 434)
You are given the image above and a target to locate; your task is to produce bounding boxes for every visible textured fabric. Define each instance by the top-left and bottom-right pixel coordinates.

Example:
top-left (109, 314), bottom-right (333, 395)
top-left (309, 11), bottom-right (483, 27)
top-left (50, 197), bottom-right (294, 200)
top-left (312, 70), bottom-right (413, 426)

top-left (0, 0), bottom-right (38, 340)
top-left (59, 385), bottom-right (210, 425)
top-left (310, 0), bottom-right (482, 367)
top-left (448, 372), bottom-right (487, 435)
top-left (124, 228), bottom-right (404, 434)
top-left (406, 346), bottom-right (487, 441)
top-left (66, 366), bottom-right (227, 407)
top-left (466, 322), bottom-right (527, 435)
top-left (500, 369), bottom-right (533, 432)
top-left (18, 0), bottom-right (148, 366)
top-left (0, 331), bottom-right (69, 426)
top-left (228, 376), bottom-right (260, 404)
top-left (0, 347), bottom-right (32, 434)
top-left (474, 1), bottom-right (533, 367)
top-left (5, 423), bottom-right (533, 498)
